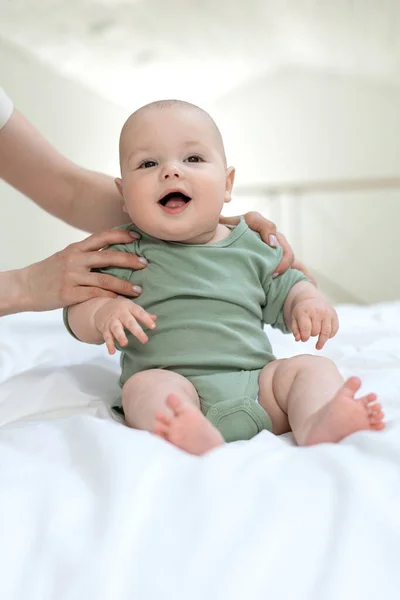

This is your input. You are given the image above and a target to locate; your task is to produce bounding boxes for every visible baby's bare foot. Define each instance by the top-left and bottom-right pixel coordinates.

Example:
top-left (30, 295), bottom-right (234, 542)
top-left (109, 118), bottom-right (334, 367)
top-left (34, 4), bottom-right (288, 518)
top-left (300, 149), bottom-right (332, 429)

top-left (299, 376), bottom-right (385, 446)
top-left (153, 394), bottom-right (225, 455)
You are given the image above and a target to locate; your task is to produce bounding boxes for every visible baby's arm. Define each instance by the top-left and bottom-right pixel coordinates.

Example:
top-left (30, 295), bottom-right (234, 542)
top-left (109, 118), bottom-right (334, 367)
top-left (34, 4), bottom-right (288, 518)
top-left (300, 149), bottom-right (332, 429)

top-left (64, 231), bottom-right (156, 352)
top-left (67, 297), bottom-right (157, 354)
top-left (283, 281), bottom-right (339, 350)
top-left (67, 298), bottom-right (112, 344)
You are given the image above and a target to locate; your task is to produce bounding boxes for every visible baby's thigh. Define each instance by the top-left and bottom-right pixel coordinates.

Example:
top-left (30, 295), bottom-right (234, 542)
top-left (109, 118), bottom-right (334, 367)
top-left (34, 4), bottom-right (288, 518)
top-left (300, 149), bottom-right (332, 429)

top-left (122, 370), bottom-right (199, 430)
top-left (258, 355), bottom-right (324, 434)
top-left (258, 360), bottom-right (291, 435)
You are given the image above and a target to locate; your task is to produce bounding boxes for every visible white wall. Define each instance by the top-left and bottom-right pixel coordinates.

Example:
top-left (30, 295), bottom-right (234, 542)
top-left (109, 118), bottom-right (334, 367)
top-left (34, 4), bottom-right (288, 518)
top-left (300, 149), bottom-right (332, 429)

top-left (215, 69), bottom-right (400, 303)
top-left (215, 69), bottom-right (400, 184)
top-left (300, 190), bottom-right (400, 303)
top-left (1, 42), bottom-right (400, 304)
top-left (0, 37), bottom-right (127, 271)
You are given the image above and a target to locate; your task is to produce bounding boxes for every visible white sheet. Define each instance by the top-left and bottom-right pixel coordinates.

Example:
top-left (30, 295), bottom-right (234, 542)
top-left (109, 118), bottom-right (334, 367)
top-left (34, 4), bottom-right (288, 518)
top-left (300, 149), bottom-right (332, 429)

top-left (1, 304), bottom-right (400, 600)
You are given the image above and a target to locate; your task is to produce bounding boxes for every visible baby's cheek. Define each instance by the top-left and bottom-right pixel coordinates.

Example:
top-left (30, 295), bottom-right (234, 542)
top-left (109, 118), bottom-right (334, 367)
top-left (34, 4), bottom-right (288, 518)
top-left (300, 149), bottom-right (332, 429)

top-left (129, 204), bottom-right (156, 230)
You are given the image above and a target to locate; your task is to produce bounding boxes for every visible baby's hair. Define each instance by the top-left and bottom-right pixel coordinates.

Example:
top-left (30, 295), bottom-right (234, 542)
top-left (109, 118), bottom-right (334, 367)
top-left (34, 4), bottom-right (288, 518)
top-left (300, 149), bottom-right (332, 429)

top-left (119, 99), bottom-right (227, 166)
top-left (143, 99), bottom-right (199, 112)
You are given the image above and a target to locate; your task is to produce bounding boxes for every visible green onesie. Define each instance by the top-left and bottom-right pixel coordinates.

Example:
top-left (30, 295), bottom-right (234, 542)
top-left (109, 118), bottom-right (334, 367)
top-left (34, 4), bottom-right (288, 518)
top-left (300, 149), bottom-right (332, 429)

top-left (64, 218), bottom-right (308, 442)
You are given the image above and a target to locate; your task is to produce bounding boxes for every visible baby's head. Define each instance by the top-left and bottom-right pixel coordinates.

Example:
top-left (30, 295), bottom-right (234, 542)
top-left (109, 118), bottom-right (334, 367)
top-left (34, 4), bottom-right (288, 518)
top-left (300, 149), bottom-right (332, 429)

top-left (115, 100), bottom-right (235, 244)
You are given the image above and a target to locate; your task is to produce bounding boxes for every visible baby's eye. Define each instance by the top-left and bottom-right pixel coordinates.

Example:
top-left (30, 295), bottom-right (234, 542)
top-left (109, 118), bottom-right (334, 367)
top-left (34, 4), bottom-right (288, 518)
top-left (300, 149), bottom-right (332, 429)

top-left (185, 155), bottom-right (203, 163)
top-left (139, 160), bottom-right (158, 169)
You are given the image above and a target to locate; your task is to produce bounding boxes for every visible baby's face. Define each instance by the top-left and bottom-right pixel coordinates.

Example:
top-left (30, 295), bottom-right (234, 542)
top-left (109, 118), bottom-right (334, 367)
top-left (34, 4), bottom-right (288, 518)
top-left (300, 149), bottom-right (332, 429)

top-left (117, 107), bottom-right (234, 243)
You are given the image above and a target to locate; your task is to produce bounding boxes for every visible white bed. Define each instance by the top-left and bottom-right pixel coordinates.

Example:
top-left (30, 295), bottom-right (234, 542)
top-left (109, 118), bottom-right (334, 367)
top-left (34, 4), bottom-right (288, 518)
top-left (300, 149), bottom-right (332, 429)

top-left (1, 303), bottom-right (400, 600)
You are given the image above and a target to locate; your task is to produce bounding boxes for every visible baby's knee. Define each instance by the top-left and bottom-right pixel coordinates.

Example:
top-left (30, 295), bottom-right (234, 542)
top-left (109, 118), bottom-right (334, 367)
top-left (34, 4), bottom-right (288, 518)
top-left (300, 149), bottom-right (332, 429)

top-left (123, 369), bottom-right (163, 395)
top-left (123, 369), bottom-right (198, 408)
top-left (122, 369), bottom-right (163, 407)
top-left (287, 354), bottom-right (338, 373)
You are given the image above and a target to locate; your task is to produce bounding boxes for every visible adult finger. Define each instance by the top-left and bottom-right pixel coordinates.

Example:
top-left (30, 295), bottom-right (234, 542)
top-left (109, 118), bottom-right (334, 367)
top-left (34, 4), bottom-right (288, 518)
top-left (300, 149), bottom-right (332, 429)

top-left (80, 272), bottom-right (143, 297)
top-left (74, 228), bottom-right (140, 253)
top-left (292, 260), bottom-right (317, 286)
top-left (221, 211), bottom-right (280, 249)
top-left (242, 211), bottom-right (278, 246)
top-left (273, 233), bottom-right (295, 276)
top-left (219, 214), bottom-right (240, 227)
top-left (86, 249), bottom-right (147, 271)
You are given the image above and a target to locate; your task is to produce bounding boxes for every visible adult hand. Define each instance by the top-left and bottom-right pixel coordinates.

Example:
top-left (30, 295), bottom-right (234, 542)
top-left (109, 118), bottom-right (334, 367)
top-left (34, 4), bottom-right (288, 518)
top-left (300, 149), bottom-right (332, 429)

top-left (220, 211), bottom-right (280, 248)
top-left (291, 259), bottom-right (317, 287)
top-left (220, 212), bottom-right (315, 282)
top-left (20, 229), bottom-right (147, 312)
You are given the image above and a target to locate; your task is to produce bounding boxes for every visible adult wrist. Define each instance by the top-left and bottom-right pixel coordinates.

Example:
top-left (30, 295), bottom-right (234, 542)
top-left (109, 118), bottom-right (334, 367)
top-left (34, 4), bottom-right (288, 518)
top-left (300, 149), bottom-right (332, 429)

top-left (0, 267), bottom-right (33, 316)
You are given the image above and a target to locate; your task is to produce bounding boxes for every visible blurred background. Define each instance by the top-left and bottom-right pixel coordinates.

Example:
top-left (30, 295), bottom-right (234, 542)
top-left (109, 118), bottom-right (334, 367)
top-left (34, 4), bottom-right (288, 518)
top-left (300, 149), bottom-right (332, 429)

top-left (1, 0), bottom-right (400, 304)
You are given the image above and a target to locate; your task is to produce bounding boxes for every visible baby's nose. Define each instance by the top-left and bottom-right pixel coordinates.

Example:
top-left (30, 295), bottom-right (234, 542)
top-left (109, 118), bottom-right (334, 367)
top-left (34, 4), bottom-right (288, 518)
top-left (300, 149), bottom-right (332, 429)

top-left (163, 162), bottom-right (183, 179)
top-left (164, 169), bottom-right (180, 179)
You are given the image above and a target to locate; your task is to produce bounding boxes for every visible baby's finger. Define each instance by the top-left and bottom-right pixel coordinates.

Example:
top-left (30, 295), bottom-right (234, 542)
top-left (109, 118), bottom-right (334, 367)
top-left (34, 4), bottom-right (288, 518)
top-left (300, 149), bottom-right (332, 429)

top-left (291, 318), bottom-right (301, 342)
top-left (330, 312), bottom-right (340, 338)
top-left (129, 305), bottom-right (157, 331)
top-left (298, 314), bottom-right (312, 341)
top-left (110, 319), bottom-right (129, 347)
top-left (123, 315), bottom-right (149, 344)
top-left (103, 330), bottom-right (116, 355)
top-left (316, 319), bottom-right (332, 350)
top-left (310, 316), bottom-right (322, 338)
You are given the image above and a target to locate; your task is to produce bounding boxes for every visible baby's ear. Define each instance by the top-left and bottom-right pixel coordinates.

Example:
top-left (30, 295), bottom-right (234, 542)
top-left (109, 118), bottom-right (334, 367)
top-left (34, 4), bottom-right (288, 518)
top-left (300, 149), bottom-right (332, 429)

top-left (114, 177), bottom-right (123, 197)
top-left (115, 178), bottom-right (129, 213)
top-left (224, 167), bottom-right (235, 203)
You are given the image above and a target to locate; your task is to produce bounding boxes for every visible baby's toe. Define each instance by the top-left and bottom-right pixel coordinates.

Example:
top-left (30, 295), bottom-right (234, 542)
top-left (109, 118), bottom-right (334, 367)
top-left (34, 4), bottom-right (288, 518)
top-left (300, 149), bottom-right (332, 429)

top-left (343, 376), bottom-right (362, 398)
top-left (370, 422), bottom-right (386, 431)
top-left (153, 423), bottom-right (168, 439)
top-left (360, 393), bottom-right (378, 407)
top-left (155, 410), bottom-right (173, 426)
top-left (166, 394), bottom-right (185, 415)
top-left (369, 409), bottom-right (384, 422)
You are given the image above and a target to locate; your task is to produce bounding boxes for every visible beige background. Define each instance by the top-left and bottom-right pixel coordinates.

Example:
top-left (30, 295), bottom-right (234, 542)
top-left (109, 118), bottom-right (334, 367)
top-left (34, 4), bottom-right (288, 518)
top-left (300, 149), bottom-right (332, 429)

top-left (1, 2), bottom-right (400, 304)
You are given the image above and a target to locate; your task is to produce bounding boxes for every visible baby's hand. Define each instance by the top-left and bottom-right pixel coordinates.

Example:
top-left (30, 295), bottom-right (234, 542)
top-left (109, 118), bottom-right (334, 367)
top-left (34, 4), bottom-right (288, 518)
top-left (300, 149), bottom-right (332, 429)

top-left (94, 296), bottom-right (157, 354)
top-left (291, 298), bottom-right (339, 350)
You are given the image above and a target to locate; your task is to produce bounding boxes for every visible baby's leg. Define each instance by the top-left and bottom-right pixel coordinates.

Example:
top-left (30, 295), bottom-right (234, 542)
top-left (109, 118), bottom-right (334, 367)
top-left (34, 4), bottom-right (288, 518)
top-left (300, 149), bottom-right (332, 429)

top-left (122, 369), bottom-right (199, 431)
top-left (123, 370), bottom-right (224, 454)
top-left (258, 356), bottom-right (384, 446)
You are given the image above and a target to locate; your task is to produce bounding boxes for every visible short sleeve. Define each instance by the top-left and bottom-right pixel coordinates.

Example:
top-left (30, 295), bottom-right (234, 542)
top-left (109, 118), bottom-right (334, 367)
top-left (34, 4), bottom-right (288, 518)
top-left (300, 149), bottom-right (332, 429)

top-left (262, 269), bottom-right (309, 333)
top-left (63, 239), bottom-right (138, 340)
top-left (62, 306), bottom-right (81, 341)
top-left (0, 88), bottom-right (13, 129)
top-left (91, 242), bottom-right (138, 286)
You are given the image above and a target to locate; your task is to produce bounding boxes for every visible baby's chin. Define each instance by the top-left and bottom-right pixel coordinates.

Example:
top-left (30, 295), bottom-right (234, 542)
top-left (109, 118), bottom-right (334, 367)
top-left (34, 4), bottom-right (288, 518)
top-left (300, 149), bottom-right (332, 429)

top-left (147, 221), bottom-right (217, 244)
top-left (158, 224), bottom-right (209, 244)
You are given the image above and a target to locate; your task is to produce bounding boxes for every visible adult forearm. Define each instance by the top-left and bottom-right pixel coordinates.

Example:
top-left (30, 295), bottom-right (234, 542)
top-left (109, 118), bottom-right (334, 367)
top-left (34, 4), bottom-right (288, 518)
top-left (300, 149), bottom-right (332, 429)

top-left (67, 298), bottom-right (109, 343)
top-left (0, 109), bottom-right (130, 233)
top-left (0, 269), bottom-right (31, 317)
top-left (66, 166), bottom-right (130, 233)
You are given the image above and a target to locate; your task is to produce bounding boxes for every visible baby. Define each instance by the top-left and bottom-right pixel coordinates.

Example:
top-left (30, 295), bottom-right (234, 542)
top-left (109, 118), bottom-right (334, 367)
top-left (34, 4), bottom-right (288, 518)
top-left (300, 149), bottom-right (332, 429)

top-left (64, 99), bottom-right (384, 454)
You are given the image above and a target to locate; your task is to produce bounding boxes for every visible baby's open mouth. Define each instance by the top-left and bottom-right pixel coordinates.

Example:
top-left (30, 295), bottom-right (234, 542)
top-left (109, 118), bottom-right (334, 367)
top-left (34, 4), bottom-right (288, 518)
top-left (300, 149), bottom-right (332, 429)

top-left (158, 191), bottom-right (192, 215)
